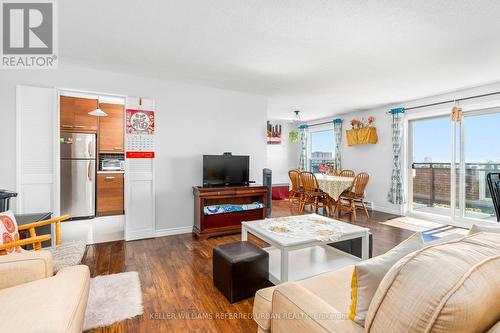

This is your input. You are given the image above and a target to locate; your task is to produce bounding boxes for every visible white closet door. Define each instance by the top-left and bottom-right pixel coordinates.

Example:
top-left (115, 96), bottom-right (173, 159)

top-left (124, 97), bottom-right (156, 240)
top-left (16, 85), bottom-right (57, 214)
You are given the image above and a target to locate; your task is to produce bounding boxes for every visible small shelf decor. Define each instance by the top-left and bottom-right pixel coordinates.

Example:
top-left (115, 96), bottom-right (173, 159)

top-left (346, 117), bottom-right (378, 146)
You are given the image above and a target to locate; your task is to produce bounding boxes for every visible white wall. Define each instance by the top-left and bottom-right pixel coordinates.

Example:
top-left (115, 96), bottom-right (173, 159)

top-left (307, 81), bottom-right (500, 215)
top-left (265, 121), bottom-right (300, 184)
top-left (0, 63), bottom-right (268, 233)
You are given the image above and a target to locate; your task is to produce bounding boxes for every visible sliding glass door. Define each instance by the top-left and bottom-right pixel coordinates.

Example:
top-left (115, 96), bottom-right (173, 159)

top-left (456, 110), bottom-right (500, 222)
top-left (408, 116), bottom-right (452, 217)
top-left (408, 108), bottom-right (500, 225)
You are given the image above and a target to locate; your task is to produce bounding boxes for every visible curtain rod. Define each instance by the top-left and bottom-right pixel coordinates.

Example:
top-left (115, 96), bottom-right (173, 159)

top-left (307, 120), bottom-right (332, 127)
top-left (392, 90), bottom-right (500, 113)
top-left (305, 90), bottom-right (500, 125)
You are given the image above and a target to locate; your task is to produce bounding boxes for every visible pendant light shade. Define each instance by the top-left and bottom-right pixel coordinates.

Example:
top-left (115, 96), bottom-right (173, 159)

top-left (293, 110), bottom-right (301, 124)
top-left (88, 107), bottom-right (108, 117)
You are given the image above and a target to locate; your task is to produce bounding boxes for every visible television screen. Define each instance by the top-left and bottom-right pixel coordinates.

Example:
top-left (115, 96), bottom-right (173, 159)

top-left (203, 155), bottom-right (249, 187)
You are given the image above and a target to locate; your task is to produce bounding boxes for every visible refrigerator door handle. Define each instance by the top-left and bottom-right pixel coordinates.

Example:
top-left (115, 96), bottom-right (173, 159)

top-left (87, 161), bottom-right (92, 181)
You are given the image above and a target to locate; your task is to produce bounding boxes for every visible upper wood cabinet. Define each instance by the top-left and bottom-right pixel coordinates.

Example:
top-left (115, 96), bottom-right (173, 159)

top-left (98, 103), bottom-right (124, 153)
top-left (60, 96), bottom-right (98, 132)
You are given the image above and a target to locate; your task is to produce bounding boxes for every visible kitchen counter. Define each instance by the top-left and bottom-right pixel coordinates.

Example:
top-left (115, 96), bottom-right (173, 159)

top-left (97, 170), bottom-right (125, 174)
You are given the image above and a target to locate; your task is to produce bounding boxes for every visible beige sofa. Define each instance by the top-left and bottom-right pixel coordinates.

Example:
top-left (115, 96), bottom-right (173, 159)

top-left (254, 265), bottom-right (360, 333)
top-left (253, 233), bottom-right (500, 333)
top-left (0, 250), bottom-right (90, 333)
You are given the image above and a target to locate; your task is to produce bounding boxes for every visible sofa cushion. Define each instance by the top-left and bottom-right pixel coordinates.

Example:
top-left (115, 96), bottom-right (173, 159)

top-left (349, 232), bottom-right (423, 326)
top-left (487, 322), bottom-right (500, 333)
top-left (469, 224), bottom-right (500, 235)
top-left (0, 265), bottom-right (90, 333)
top-left (365, 232), bottom-right (500, 333)
top-left (253, 265), bottom-right (353, 331)
top-left (253, 286), bottom-right (275, 330)
top-left (0, 250), bottom-right (53, 289)
top-left (272, 281), bottom-right (364, 333)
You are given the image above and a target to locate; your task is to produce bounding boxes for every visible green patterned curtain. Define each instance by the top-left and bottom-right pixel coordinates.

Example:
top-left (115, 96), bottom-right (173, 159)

top-left (387, 108), bottom-right (405, 204)
top-left (298, 124), bottom-right (308, 170)
top-left (333, 119), bottom-right (342, 170)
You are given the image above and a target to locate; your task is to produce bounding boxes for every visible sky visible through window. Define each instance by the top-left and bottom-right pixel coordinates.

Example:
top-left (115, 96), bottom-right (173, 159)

top-left (311, 130), bottom-right (335, 155)
top-left (413, 113), bottom-right (500, 163)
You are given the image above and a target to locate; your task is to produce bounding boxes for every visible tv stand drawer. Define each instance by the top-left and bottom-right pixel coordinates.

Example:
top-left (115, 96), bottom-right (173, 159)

top-left (203, 209), bottom-right (264, 229)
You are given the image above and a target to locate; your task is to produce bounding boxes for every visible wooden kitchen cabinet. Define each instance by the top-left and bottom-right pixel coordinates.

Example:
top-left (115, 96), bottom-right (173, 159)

top-left (60, 96), bottom-right (99, 132)
top-left (97, 173), bottom-right (124, 216)
top-left (98, 103), bottom-right (124, 153)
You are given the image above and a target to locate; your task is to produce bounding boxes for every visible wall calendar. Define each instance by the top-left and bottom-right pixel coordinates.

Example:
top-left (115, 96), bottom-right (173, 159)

top-left (125, 109), bottom-right (155, 158)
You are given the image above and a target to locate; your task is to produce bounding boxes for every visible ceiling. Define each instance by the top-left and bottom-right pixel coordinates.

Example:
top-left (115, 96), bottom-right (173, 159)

top-left (60, 0), bottom-right (500, 120)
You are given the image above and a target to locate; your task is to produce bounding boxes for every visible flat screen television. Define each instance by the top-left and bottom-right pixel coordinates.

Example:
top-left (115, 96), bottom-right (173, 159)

top-left (203, 155), bottom-right (249, 187)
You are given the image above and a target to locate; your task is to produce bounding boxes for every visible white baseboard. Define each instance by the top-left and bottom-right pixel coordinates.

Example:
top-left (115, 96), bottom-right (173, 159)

top-left (125, 229), bottom-right (154, 241)
top-left (62, 217), bottom-right (193, 244)
top-left (155, 226), bottom-right (192, 237)
top-left (369, 201), bottom-right (403, 216)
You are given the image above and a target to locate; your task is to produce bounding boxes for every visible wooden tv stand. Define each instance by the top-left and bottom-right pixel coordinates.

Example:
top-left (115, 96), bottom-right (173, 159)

top-left (193, 185), bottom-right (267, 239)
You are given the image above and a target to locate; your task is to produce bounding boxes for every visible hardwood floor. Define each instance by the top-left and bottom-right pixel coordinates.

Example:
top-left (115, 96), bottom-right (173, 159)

top-left (83, 200), bottom-right (411, 333)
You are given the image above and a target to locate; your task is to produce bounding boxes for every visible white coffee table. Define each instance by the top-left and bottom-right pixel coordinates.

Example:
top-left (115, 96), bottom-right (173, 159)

top-left (241, 214), bottom-right (370, 284)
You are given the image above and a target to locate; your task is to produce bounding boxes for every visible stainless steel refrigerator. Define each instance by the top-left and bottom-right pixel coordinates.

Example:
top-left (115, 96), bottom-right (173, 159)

top-left (60, 133), bottom-right (96, 219)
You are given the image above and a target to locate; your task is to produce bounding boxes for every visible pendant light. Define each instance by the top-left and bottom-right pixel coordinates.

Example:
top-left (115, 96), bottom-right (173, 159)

top-left (88, 100), bottom-right (108, 117)
top-left (292, 110), bottom-right (301, 124)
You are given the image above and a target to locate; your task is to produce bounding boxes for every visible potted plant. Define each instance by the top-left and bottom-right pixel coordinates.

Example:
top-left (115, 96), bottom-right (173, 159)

top-left (350, 119), bottom-right (358, 129)
top-left (367, 116), bottom-right (375, 126)
top-left (289, 130), bottom-right (300, 144)
top-left (346, 116), bottom-right (378, 146)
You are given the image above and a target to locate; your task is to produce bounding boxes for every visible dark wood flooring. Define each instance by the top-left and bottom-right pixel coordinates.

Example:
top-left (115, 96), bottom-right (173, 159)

top-left (83, 200), bottom-right (412, 333)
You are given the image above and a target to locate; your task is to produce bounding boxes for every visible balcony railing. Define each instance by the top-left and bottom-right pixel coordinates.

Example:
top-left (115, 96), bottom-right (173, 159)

top-left (310, 159), bottom-right (336, 173)
top-left (412, 162), bottom-right (499, 218)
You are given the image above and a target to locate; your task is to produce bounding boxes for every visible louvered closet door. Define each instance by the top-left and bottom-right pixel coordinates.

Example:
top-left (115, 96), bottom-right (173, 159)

top-left (124, 97), bottom-right (156, 240)
top-left (16, 85), bottom-right (57, 214)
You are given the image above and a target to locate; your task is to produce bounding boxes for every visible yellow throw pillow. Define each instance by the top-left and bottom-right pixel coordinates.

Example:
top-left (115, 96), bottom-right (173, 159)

top-left (349, 232), bottom-right (423, 326)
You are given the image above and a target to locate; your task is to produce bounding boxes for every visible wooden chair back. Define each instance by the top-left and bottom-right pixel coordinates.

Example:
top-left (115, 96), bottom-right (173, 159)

top-left (339, 169), bottom-right (355, 178)
top-left (300, 171), bottom-right (319, 193)
top-left (288, 169), bottom-right (301, 192)
top-left (327, 170), bottom-right (339, 176)
top-left (352, 173), bottom-right (369, 197)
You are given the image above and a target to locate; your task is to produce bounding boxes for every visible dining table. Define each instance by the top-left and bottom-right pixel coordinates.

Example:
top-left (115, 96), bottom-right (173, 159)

top-left (315, 174), bottom-right (354, 201)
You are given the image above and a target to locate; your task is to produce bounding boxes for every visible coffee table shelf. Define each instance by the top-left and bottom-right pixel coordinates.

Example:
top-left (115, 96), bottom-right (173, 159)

top-left (242, 214), bottom-right (370, 284)
top-left (265, 245), bottom-right (360, 285)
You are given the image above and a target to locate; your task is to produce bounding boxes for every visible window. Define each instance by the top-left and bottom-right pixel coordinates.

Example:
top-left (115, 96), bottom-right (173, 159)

top-left (309, 129), bottom-right (335, 173)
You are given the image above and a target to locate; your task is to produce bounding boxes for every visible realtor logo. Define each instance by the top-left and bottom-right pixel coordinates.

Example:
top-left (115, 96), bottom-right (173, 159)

top-left (1, 0), bottom-right (57, 68)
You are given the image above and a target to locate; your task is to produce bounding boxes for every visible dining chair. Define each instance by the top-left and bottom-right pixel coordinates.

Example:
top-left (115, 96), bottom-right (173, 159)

top-left (288, 169), bottom-right (303, 206)
top-left (299, 171), bottom-right (333, 215)
top-left (336, 172), bottom-right (370, 221)
top-left (339, 169), bottom-right (355, 178)
top-left (327, 170), bottom-right (339, 176)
